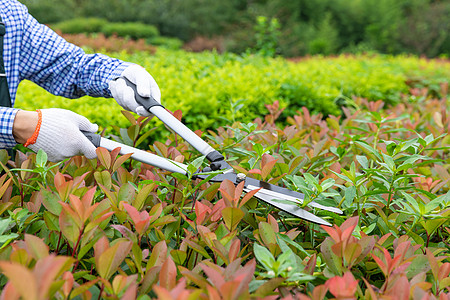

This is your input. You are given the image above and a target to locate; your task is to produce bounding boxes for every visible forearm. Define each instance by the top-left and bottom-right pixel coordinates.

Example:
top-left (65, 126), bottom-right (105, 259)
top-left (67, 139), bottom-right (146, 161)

top-left (19, 9), bottom-right (131, 99)
top-left (12, 110), bottom-right (38, 144)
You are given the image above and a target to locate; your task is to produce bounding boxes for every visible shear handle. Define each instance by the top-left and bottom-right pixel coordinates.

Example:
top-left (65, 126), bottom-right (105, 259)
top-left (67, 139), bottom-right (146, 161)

top-left (121, 77), bottom-right (223, 162)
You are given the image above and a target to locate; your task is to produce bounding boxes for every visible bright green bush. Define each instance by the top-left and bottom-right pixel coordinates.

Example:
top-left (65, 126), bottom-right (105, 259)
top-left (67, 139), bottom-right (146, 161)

top-left (101, 22), bottom-right (159, 40)
top-left (147, 36), bottom-right (183, 50)
top-left (51, 18), bottom-right (108, 34)
top-left (51, 18), bottom-right (107, 34)
top-left (15, 50), bottom-right (450, 134)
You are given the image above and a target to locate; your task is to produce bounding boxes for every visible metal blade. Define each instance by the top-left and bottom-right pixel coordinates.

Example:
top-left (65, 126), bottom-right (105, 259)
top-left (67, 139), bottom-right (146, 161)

top-left (245, 177), bottom-right (343, 214)
top-left (245, 187), bottom-right (332, 226)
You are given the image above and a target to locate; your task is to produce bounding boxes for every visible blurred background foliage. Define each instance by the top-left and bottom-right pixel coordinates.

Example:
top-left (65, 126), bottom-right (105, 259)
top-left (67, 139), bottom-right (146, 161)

top-left (19, 0), bottom-right (450, 58)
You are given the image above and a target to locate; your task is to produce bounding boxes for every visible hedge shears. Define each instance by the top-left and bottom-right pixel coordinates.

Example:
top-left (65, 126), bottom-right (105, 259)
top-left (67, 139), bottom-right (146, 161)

top-left (84, 79), bottom-right (343, 226)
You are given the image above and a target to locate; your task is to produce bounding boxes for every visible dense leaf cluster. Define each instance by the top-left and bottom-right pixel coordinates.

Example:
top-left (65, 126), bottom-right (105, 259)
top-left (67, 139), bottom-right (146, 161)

top-left (15, 50), bottom-right (450, 138)
top-left (0, 82), bottom-right (448, 298)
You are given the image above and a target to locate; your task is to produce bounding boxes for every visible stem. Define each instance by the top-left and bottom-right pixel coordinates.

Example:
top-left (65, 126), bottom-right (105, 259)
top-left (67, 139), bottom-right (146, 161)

top-left (72, 228), bottom-right (84, 257)
top-left (56, 231), bottom-right (62, 253)
top-left (369, 125), bottom-right (381, 170)
top-left (98, 284), bottom-right (104, 300)
top-left (385, 173), bottom-right (396, 214)
top-left (279, 217), bottom-right (289, 232)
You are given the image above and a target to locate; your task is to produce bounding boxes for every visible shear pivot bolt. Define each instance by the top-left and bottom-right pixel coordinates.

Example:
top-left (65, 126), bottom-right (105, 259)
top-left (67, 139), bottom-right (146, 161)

top-left (236, 173), bottom-right (246, 183)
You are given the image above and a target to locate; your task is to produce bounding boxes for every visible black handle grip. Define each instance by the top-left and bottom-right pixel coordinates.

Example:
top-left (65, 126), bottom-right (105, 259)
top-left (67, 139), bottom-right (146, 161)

top-left (82, 131), bottom-right (101, 147)
top-left (121, 77), bottom-right (164, 111)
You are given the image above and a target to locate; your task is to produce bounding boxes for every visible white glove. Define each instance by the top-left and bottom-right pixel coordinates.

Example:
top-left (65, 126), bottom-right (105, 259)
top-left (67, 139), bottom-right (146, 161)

top-left (109, 65), bottom-right (161, 117)
top-left (28, 109), bottom-right (98, 162)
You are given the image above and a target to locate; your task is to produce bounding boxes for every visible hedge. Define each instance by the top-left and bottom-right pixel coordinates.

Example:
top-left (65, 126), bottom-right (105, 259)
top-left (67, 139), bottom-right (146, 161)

top-left (15, 49), bottom-right (450, 135)
top-left (52, 18), bottom-right (159, 40)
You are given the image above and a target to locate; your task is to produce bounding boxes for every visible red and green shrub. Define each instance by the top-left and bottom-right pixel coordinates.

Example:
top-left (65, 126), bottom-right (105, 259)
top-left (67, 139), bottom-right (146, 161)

top-left (0, 86), bottom-right (448, 299)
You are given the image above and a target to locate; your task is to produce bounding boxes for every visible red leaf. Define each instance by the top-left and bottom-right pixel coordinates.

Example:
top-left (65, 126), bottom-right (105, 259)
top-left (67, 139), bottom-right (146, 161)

top-left (326, 272), bottom-right (358, 298)
top-left (267, 214), bottom-right (279, 233)
top-left (321, 224), bottom-right (341, 243)
top-left (62, 272), bottom-right (74, 298)
top-left (195, 201), bottom-right (212, 225)
top-left (228, 239), bottom-right (241, 262)
top-left (384, 275), bottom-right (410, 300)
top-left (261, 154), bottom-right (278, 180)
top-left (210, 199), bottom-right (225, 222)
top-left (438, 263), bottom-right (450, 282)
top-left (112, 152), bottom-right (133, 173)
top-left (311, 284), bottom-right (329, 300)
top-left (426, 248), bottom-right (439, 281)
top-left (234, 181), bottom-right (245, 204)
top-left (240, 186), bottom-right (261, 208)
top-left (305, 254), bottom-right (317, 275)
top-left (0, 282), bottom-right (21, 300)
top-left (0, 262), bottom-right (38, 300)
top-left (147, 241), bottom-right (168, 268)
top-left (110, 147), bottom-right (121, 164)
top-left (24, 234), bottom-right (49, 260)
top-left (96, 147), bottom-right (111, 169)
top-left (248, 169), bottom-right (262, 175)
top-left (340, 216), bottom-right (359, 237)
top-left (152, 286), bottom-right (172, 300)
top-left (159, 257), bottom-right (177, 290)
top-left (201, 263), bottom-right (225, 290)
top-left (371, 250), bottom-right (388, 276)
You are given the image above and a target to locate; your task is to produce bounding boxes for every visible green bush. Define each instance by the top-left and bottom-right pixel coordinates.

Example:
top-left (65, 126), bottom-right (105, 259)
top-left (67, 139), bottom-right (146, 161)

top-left (15, 49), bottom-right (450, 134)
top-left (147, 36), bottom-right (183, 50)
top-left (51, 18), bottom-right (108, 34)
top-left (19, 0), bottom-right (78, 24)
top-left (0, 86), bottom-right (449, 298)
top-left (101, 22), bottom-right (159, 40)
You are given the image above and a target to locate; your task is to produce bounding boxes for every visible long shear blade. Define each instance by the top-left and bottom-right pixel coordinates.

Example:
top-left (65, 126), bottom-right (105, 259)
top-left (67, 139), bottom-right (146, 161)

top-left (244, 177), bottom-right (343, 215)
top-left (245, 187), bottom-right (332, 226)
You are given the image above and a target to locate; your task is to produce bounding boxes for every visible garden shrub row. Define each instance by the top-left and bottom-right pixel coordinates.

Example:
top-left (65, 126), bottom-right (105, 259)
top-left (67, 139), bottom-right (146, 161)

top-left (0, 85), bottom-right (448, 298)
top-left (15, 49), bottom-right (450, 136)
top-left (52, 18), bottom-right (160, 40)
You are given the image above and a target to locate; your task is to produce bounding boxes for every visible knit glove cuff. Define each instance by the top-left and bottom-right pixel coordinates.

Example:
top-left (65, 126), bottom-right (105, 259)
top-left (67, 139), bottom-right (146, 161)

top-left (27, 108), bottom-right (98, 162)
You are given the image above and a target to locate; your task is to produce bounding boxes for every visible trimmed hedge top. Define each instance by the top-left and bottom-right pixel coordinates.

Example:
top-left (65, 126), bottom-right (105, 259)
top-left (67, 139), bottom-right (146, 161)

top-left (15, 49), bottom-right (450, 134)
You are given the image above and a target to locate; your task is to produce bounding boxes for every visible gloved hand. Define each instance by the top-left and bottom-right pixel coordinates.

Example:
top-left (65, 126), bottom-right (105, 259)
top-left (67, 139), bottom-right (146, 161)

top-left (27, 109), bottom-right (98, 162)
top-left (109, 64), bottom-right (161, 117)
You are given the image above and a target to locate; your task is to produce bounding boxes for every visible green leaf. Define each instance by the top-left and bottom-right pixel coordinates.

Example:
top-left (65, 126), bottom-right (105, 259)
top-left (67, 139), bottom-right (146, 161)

top-left (94, 171), bottom-right (112, 191)
top-left (406, 254), bottom-right (430, 278)
top-left (41, 189), bottom-right (62, 215)
top-left (170, 250), bottom-right (187, 265)
top-left (118, 183), bottom-right (136, 204)
top-left (321, 178), bottom-right (335, 191)
top-left (0, 233), bottom-right (19, 249)
top-left (146, 241), bottom-right (167, 269)
top-left (96, 239), bottom-right (132, 280)
top-left (254, 243), bottom-right (275, 271)
top-left (356, 155), bottom-right (369, 169)
top-left (259, 222), bottom-right (277, 247)
top-left (0, 218), bottom-right (12, 235)
top-left (133, 183), bottom-right (155, 211)
top-left (344, 186), bottom-right (357, 207)
top-left (355, 141), bottom-right (382, 161)
top-left (36, 149), bottom-right (48, 167)
top-left (222, 207), bottom-right (244, 231)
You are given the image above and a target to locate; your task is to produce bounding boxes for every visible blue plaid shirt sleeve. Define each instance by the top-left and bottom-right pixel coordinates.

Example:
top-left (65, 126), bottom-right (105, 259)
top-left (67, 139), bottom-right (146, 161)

top-left (0, 0), bottom-right (132, 148)
top-left (0, 107), bottom-right (19, 148)
top-left (19, 14), bottom-right (131, 98)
